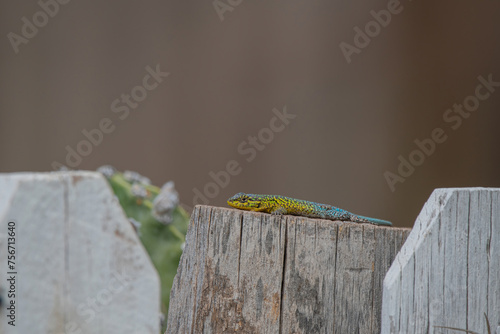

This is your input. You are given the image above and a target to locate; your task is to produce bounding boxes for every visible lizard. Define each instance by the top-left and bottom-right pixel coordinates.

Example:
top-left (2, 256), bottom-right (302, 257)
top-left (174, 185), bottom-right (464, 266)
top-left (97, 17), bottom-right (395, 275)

top-left (227, 192), bottom-right (392, 226)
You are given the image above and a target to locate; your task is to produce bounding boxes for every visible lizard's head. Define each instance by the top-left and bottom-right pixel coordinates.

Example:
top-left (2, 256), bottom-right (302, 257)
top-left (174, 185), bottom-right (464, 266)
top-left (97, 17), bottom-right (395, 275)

top-left (227, 192), bottom-right (263, 211)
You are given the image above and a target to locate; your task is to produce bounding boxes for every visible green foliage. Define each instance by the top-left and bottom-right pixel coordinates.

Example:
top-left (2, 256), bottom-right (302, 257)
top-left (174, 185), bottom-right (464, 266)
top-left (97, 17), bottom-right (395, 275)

top-left (101, 168), bottom-right (189, 329)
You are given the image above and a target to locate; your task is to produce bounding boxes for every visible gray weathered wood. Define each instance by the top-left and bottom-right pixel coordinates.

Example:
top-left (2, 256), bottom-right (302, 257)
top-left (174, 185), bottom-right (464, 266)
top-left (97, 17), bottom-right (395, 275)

top-left (381, 188), bottom-right (500, 334)
top-left (0, 172), bottom-right (160, 334)
top-left (167, 205), bottom-right (410, 333)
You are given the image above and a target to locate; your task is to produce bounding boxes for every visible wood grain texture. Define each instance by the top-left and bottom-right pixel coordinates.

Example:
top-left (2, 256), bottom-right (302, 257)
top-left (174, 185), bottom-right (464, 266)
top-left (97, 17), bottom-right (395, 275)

top-left (167, 205), bottom-right (410, 334)
top-left (0, 172), bottom-right (160, 334)
top-left (381, 188), bottom-right (500, 334)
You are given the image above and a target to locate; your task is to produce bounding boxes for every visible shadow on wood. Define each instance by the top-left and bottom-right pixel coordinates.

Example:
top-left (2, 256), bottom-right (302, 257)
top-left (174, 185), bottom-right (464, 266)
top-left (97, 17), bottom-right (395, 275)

top-left (381, 188), bottom-right (500, 334)
top-left (167, 205), bottom-right (410, 334)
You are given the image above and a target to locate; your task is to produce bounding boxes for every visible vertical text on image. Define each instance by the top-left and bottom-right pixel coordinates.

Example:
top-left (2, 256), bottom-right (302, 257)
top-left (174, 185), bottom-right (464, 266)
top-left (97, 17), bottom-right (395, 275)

top-left (6, 221), bottom-right (17, 326)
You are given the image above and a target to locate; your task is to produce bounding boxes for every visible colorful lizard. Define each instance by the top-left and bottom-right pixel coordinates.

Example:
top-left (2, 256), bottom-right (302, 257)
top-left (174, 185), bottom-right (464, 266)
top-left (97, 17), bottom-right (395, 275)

top-left (227, 192), bottom-right (392, 226)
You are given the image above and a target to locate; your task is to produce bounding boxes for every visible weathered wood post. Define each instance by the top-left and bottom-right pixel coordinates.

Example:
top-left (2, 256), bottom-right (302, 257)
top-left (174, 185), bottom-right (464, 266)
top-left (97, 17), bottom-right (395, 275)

top-left (0, 172), bottom-right (160, 334)
top-left (381, 188), bottom-right (500, 334)
top-left (167, 205), bottom-right (410, 333)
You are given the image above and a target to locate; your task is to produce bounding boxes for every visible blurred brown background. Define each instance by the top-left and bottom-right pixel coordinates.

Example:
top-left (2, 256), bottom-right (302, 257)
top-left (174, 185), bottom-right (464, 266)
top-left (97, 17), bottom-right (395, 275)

top-left (1, 0), bottom-right (499, 227)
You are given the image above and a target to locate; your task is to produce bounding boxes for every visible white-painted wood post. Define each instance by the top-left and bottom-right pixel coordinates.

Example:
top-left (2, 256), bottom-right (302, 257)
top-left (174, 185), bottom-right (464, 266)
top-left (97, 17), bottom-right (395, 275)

top-left (0, 172), bottom-right (160, 334)
top-left (381, 188), bottom-right (500, 334)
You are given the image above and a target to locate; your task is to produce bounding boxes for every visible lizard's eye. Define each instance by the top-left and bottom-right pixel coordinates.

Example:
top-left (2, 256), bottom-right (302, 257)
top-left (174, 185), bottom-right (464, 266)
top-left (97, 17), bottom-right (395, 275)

top-left (239, 197), bottom-right (248, 203)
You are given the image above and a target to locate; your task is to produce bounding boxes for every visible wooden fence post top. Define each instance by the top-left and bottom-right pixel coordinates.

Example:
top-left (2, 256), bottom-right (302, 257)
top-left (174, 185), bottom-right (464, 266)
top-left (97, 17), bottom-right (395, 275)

top-left (167, 205), bottom-right (410, 334)
top-left (0, 171), bottom-right (160, 334)
top-left (382, 187), bottom-right (500, 334)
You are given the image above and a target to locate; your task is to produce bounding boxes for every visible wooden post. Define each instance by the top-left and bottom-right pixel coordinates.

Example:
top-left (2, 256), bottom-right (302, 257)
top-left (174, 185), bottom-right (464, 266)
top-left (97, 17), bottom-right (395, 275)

top-left (167, 205), bottom-right (410, 333)
top-left (381, 188), bottom-right (500, 334)
top-left (0, 172), bottom-right (160, 334)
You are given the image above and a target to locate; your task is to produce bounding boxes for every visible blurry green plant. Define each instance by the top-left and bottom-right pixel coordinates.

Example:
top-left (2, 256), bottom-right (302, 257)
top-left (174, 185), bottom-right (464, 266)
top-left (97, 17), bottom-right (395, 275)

top-left (97, 166), bottom-right (189, 330)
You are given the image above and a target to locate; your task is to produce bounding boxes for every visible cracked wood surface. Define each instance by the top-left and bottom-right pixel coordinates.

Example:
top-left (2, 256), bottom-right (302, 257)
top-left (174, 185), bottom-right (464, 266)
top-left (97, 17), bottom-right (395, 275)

top-left (0, 172), bottom-right (160, 334)
top-left (381, 188), bottom-right (500, 334)
top-left (166, 205), bottom-right (410, 334)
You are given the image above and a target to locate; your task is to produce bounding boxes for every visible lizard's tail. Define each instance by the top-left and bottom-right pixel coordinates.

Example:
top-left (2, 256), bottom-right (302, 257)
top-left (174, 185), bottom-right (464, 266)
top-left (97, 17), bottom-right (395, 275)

top-left (351, 214), bottom-right (392, 226)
